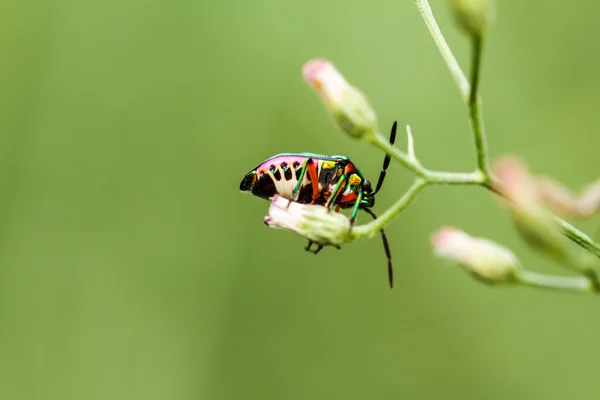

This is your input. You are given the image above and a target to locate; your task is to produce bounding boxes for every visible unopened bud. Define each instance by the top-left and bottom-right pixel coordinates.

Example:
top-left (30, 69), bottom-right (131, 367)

top-left (578, 179), bottom-right (600, 217)
top-left (493, 157), bottom-right (572, 263)
top-left (449, 0), bottom-right (491, 37)
top-left (536, 177), bottom-right (600, 218)
top-left (264, 195), bottom-right (352, 247)
top-left (303, 59), bottom-right (377, 140)
top-left (536, 177), bottom-right (577, 217)
top-left (431, 226), bottom-right (519, 284)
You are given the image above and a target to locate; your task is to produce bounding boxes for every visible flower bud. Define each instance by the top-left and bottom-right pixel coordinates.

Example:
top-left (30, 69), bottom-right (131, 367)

top-left (536, 177), bottom-right (600, 218)
top-left (493, 157), bottom-right (572, 263)
top-left (431, 226), bottom-right (519, 284)
top-left (449, 0), bottom-right (491, 37)
top-left (578, 179), bottom-right (600, 217)
top-left (264, 195), bottom-right (352, 247)
top-left (536, 177), bottom-right (577, 217)
top-left (303, 59), bottom-right (377, 140)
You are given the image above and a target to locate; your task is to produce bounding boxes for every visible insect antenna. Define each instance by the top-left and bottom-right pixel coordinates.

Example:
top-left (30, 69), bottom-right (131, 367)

top-left (361, 207), bottom-right (393, 288)
top-left (370, 121), bottom-right (398, 195)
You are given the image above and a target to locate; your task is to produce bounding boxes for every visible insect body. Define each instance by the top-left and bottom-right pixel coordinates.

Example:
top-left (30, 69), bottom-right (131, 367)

top-left (240, 122), bottom-right (398, 288)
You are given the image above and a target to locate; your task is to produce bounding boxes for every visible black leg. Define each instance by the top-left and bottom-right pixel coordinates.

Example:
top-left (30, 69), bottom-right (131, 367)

top-left (311, 245), bottom-right (324, 254)
top-left (305, 240), bottom-right (314, 252)
top-left (372, 121), bottom-right (397, 195)
top-left (305, 240), bottom-right (324, 254)
top-left (362, 207), bottom-right (393, 289)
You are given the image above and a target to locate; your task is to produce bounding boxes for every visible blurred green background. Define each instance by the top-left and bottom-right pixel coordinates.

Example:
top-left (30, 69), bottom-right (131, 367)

top-left (1, 1), bottom-right (599, 399)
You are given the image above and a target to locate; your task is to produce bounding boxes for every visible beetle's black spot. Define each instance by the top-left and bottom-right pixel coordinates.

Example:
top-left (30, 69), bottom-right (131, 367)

top-left (259, 171), bottom-right (265, 178)
top-left (319, 165), bottom-right (338, 186)
top-left (280, 162), bottom-right (288, 170)
top-left (292, 162), bottom-right (303, 180)
top-left (298, 184), bottom-right (313, 203)
top-left (273, 169), bottom-right (281, 181)
top-left (239, 171), bottom-right (256, 191)
top-left (284, 167), bottom-right (293, 181)
top-left (252, 173), bottom-right (277, 199)
top-left (269, 164), bottom-right (277, 173)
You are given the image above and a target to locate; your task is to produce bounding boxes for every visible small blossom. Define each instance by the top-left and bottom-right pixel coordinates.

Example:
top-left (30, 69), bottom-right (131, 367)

top-left (578, 179), bottom-right (600, 217)
top-left (431, 226), bottom-right (519, 284)
top-left (493, 157), bottom-right (573, 263)
top-left (264, 195), bottom-right (352, 247)
top-left (449, 0), bottom-right (492, 37)
top-left (537, 177), bottom-right (600, 218)
top-left (493, 156), bottom-right (539, 212)
top-left (536, 177), bottom-right (577, 217)
top-left (303, 59), bottom-right (377, 140)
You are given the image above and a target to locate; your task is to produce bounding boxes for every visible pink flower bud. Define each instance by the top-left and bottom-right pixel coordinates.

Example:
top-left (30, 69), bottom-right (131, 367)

top-left (494, 157), bottom-right (600, 219)
top-left (303, 59), bottom-right (351, 110)
top-left (303, 59), bottom-right (377, 139)
top-left (493, 156), bottom-right (540, 212)
top-left (578, 179), bottom-right (600, 217)
top-left (431, 226), bottom-right (519, 284)
top-left (536, 177), bottom-right (577, 216)
top-left (492, 156), bottom-right (575, 264)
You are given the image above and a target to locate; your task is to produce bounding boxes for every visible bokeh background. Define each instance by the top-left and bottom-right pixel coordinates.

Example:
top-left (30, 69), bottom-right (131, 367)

top-left (1, 1), bottom-right (600, 399)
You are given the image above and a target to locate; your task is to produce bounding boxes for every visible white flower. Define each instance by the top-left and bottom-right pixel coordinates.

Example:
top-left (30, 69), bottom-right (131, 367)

top-left (264, 195), bottom-right (352, 247)
top-left (431, 226), bottom-right (519, 284)
top-left (303, 59), bottom-right (377, 140)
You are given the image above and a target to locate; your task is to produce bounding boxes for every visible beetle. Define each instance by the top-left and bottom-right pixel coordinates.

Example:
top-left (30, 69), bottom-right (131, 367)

top-left (239, 121), bottom-right (398, 288)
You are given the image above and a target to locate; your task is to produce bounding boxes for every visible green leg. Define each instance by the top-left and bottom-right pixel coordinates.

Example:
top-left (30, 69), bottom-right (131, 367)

top-left (325, 174), bottom-right (347, 210)
top-left (349, 191), bottom-right (363, 226)
top-left (291, 158), bottom-right (311, 202)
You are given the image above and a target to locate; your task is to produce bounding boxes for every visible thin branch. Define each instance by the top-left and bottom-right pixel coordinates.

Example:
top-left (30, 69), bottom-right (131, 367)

top-left (414, 0), bottom-right (470, 101)
top-left (468, 36), bottom-right (491, 178)
top-left (516, 270), bottom-right (595, 293)
top-left (369, 131), bottom-right (485, 185)
top-left (353, 179), bottom-right (428, 238)
top-left (557, 218), bottom-right (600, 259)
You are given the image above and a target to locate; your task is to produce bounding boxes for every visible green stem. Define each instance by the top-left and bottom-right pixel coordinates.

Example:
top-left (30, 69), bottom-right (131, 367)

top-left (353, 179), bottom-right (428, 238)
top-left (469, 36), bottom-right (491, 178)
top-left (369, 131), bottom-right (485, 185)
top-left (414, 0), bottom-right (470, 101)
top-left (516, 270), bottom-right (595, 293)
top-left (557, 218), bottom-right (600, 262)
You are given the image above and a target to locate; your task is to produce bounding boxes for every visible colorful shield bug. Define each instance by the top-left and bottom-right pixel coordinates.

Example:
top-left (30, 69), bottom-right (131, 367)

top-left (240, 122), bottom-right (398, 288)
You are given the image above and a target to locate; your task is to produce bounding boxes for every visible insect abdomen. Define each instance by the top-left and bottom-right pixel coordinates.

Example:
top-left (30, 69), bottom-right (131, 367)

top-left (240, 155), bottom-right (313, 202)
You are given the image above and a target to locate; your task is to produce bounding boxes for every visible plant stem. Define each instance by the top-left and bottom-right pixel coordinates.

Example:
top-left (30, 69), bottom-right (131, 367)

top-left (369, 131), bottom-right (485, 185)
top-left (353, 179), bottom-right (428, 238)
top-left (516, 270), bottom-right (594, 293)
top-left (414, 0), bottom-right (470, 101)
top-left (468, 36), bottom-right (491, 178)
top-left (557, 218), bottom-right (600, 259)
top-left (415, 0), bottom-right (492, 180)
